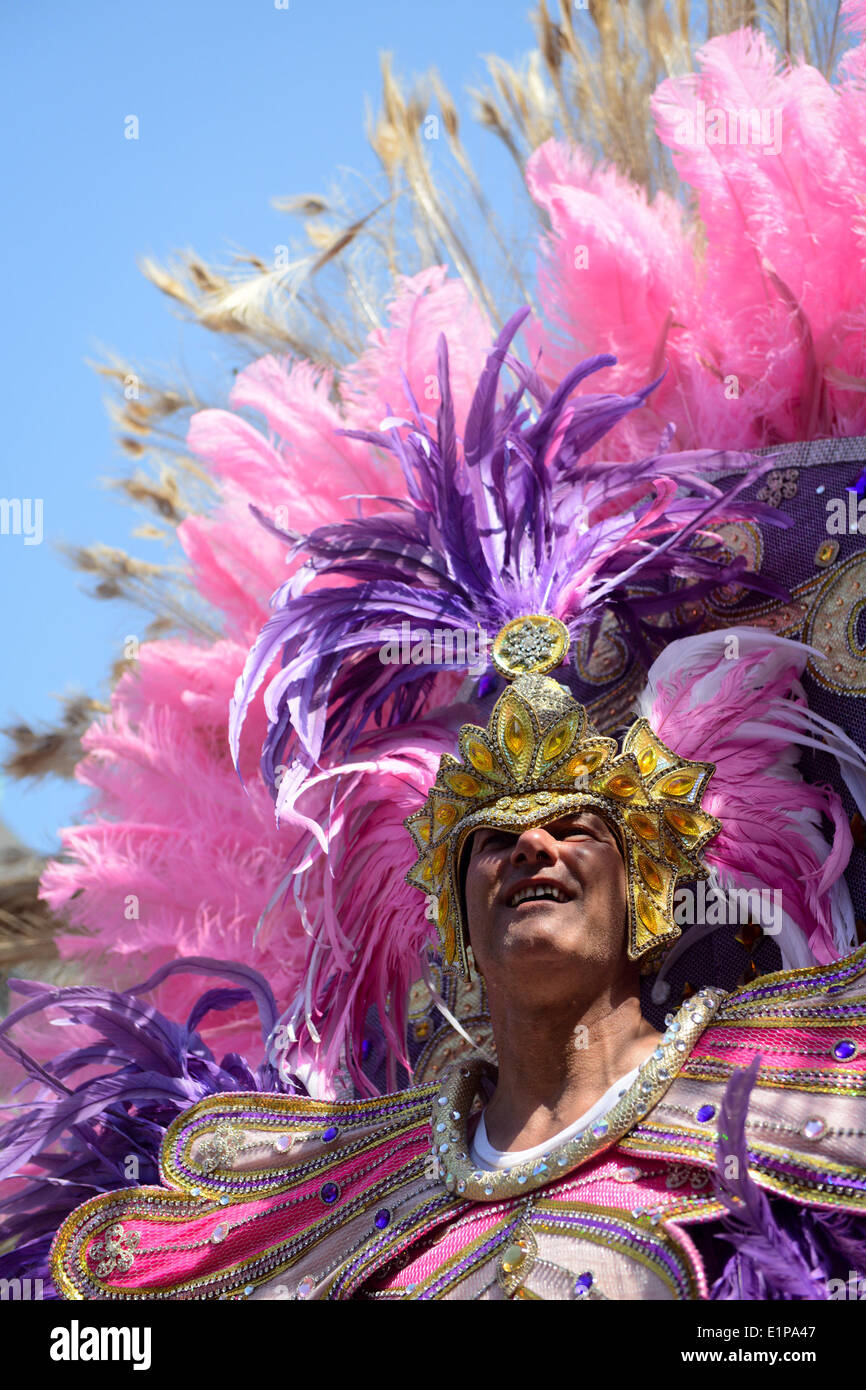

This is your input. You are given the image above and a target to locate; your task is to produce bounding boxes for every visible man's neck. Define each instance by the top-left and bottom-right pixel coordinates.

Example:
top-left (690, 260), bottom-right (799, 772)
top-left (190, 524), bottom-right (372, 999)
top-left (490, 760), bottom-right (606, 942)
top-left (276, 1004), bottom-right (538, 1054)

top-left (481, 985), bottom-right (662, 1153)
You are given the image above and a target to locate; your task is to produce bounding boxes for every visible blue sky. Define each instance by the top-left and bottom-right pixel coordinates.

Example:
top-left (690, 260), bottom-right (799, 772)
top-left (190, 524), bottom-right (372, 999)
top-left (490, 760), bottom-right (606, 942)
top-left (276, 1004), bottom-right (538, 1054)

top-left (1, 0), bottom-right (537, 853)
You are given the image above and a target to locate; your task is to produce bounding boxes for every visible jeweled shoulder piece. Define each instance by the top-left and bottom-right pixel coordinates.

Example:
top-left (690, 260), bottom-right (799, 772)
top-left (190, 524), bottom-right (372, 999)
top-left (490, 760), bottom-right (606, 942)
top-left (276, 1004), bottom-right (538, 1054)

top-left (405, 616), bottom-right (721, 976)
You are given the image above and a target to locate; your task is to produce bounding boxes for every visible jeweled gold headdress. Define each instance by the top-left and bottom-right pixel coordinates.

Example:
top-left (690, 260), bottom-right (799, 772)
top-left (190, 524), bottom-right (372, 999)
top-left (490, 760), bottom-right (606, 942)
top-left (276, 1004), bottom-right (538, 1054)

top-left (404, 615), bottom-right (721, 975)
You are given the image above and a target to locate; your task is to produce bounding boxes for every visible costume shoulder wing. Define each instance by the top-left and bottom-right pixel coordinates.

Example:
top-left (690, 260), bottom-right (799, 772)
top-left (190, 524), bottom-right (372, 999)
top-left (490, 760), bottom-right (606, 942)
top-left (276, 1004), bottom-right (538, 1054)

top-left (51, 1084), bottom-right (440, 1300)
top-left (620, 945), bottom-right (866, 1212)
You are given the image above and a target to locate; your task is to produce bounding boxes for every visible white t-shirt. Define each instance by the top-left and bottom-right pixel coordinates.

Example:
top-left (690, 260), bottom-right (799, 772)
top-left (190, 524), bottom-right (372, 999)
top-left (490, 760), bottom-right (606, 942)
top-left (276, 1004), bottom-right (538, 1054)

top-left (470, 1065), bottom-right (640, 1170)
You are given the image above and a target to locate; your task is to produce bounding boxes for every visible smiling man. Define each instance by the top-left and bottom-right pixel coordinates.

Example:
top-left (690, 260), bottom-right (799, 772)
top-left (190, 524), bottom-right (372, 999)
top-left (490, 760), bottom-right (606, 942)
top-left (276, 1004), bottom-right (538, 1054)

top-left (463, 813), bottom-right (662, 1166)
top-left (51, 617), bottom-right (866, 1302)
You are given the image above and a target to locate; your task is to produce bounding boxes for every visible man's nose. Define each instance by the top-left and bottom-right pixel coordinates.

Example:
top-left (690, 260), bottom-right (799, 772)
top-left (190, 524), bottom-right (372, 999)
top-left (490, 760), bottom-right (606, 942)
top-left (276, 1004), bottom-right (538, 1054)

top-left (511, 825), bottom-right (558, 862)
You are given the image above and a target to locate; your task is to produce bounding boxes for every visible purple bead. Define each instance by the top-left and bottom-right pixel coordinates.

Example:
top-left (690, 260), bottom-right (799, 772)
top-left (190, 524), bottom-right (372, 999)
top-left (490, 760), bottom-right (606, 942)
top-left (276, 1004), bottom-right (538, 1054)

top-left (833, 1040), bottom-right (857, 1061)
top-left (320, 1182), bottom-right (340, 1204)
top-left (696, 1104), bottom-right (716, 1123)
top-left (374, 1208), bottom-right (391, 1230)
top-left (322, 1126), bottom-right (338, 1142)
top-left (361, 1039), bottom-right (371, 1059)
top-left (574, 1272), bottom-right (593, 1295)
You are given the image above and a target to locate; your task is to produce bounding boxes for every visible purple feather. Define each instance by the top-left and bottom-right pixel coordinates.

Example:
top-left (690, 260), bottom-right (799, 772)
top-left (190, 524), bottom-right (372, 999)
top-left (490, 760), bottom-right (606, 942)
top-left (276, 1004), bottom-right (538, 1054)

top-left (708, 1056), bottom-right (828, 1299)
top-left (0, 957), bottom-right (298, 1298)
top-left (228, 313), bottom-right (792, 792)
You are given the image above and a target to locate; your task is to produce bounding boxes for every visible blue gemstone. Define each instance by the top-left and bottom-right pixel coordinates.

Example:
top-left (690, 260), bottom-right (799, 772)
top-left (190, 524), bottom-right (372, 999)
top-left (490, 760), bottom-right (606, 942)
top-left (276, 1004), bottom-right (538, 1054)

top-left (320, 1182), bottom-right (340, 1204)
top-left (322, 1126), bottom-right (338, 1142)
top-left (696, 1104), bottom-right (716, 1123)
top-left (361, 1039), bottom-right (371, 1059)
top-left (374, 1208), bottom-right (391, 1230)
top-left (574, 1271), bottom-right (593, 1295)
top-left (833, 1040), bottom-right (857, 1061)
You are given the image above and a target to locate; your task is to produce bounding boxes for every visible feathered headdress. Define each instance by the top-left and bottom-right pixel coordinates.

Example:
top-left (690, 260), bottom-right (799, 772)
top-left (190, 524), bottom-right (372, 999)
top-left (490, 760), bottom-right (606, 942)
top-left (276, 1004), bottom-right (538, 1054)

top-left (228, 306), bottom-right (790, 812)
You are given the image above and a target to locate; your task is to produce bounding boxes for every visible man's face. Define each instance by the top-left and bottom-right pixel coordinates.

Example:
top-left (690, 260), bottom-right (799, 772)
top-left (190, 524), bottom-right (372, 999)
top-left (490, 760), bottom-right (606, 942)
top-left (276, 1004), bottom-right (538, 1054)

top-left (463, 810), bottom-right (628, 991)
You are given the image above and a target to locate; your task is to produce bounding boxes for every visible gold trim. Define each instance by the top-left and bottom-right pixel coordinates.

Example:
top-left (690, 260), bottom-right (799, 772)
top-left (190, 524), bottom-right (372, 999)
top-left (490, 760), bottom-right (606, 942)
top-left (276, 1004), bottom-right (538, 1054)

top-left (431, 987), bottom-right (725, 1201)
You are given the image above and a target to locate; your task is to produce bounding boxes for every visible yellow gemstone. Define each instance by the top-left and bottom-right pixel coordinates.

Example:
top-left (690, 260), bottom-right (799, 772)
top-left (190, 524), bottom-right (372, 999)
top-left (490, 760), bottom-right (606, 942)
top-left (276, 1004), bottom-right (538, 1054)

top-left (467, 741), bottom-right (494, 773)
top-left (436, 804), bottom-right (457, 826)
top-left (606, 774), bottom-right (637, 800)
top-left (638, 746), bottom-right (657, 775)
top-left (566, 748), bottom-right (605, 778)
top-left (448, 772), bottom-right (481, 797)
top-left (627, 812), bottom-right (658, 844)
top-left (505, 716), bottom-right (526, 755)
top-left (437, 893), bottom-right (451, 927)
top-left (422, 864), bottom-right (432, 882)
top-left (658, 770), bottom-right (698, 798)
top-left (431, 843), bottom-right (447, 875)
top-left (636, 891), bottom-right (666, 936)
top-left (542, 723), bottom-right (571, 762)
top-left (637, 854), bottom-right (663, 895)
top-left (665, 806), bottom-right (701, 839)
top-left (417, 821), bottom-right (431, 842)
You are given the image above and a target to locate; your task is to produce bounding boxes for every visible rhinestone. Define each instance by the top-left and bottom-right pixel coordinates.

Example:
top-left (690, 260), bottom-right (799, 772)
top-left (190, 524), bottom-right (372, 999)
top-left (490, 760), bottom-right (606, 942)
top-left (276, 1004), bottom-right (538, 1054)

top-left (219, 1194), bottom-right (230, 1206)
top-left (320, 1182), bottom-right (340, 1204)
top-left (591, 1121), bottom-right (609, 1139)
top-left (658, 1067), bottom-right (669, 1080)
top-left (501, 1242), bottom-right (527, 1273)
top-left (190, 1187), bottom-right (201, 1197)
top-left (517, 1173), bottom-right (528, 1184)
top-left (452, 1110), bottom-right (461, 1120)
top-left (484, 1185), bottom-right (494, 1196)
top-left (437, 1096), bottom-right (448, 1106)
top-left (322, 1126), bottom-right (338, 1142)
top-left (274, 1134), bottom-right (293, 1152)
top-left (439, 1143), bottom-right (449, 1154)
top-left (573, 1271), bottom-right (593, 1296)
top-left (653, 1047), bottom-right (665, 1061)
top-left (244, 1284), bottom-right (254, 1297)
top-left (211, 1222), bottom-right (229, 1244)
top-left (556, 1152), bottom-right (569, 1166)
top-left (833, 1040), bottom-right (857, 1061)
top-left (667, 1020), bottom-right (681, 1034)
top-left (436, 1122), bottom-right (446, 1132)
top-left (296, 1276), bottom-right (315, 1299)
top-left (664, 1013), bottom-right (674, 1027)
top-left (532, 1162), bottom-right (548, 1175)
top-left (374, 1208), bottom-right (391, 1230)
top-left (457, 1180), bottom-right (466, 1193)
top-left (675, 1040), bottom-right (687, 1051)
top-left (614, 1166), bottom-right (640, 1183)
top-left (816, 484), bottom-right (826, 494)
top-left (696, 1105), bottom-right (716, 1123)
top-left (802, 1117), bottom-right (826, 1140)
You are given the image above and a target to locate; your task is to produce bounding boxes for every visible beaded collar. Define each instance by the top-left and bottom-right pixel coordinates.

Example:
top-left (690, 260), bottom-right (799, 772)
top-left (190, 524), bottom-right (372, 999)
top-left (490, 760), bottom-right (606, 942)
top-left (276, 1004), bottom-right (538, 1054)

top-left (430, 987), bottom-right (727, 1201)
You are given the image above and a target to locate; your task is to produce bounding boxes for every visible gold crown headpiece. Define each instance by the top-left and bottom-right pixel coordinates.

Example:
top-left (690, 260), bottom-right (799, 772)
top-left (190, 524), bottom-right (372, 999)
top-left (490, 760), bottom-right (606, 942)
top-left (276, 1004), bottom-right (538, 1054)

top-left (404, 615), bottom-right (721, 975)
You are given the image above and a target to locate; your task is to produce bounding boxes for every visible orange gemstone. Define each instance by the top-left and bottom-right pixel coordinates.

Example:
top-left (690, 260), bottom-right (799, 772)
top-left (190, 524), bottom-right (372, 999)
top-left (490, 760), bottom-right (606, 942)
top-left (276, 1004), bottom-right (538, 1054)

top-left (637, 854), bottom-right (664, 895)
top-left (627, 812), bottom-right (657, 844)
top-left (449, 772), bottom-right (480, 797)
top-left (659, 771), bottom-right (698, 798)
top-left (665, 806), bottom-right (701, 838)
top-left (638, 746), bottom-right (657, 775)
top-left (436, 804), bottom-right (457, 826)
top-left (606, 774), bottom-right (637, 800)
top-left (565, 747), bottom-right (605, 778)
top-left (636, 891), bottom-right (666, 936)
top-left (431, 843), bottom-right (447, 875)
top-left (467, 741), bottom-right (493, 773)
